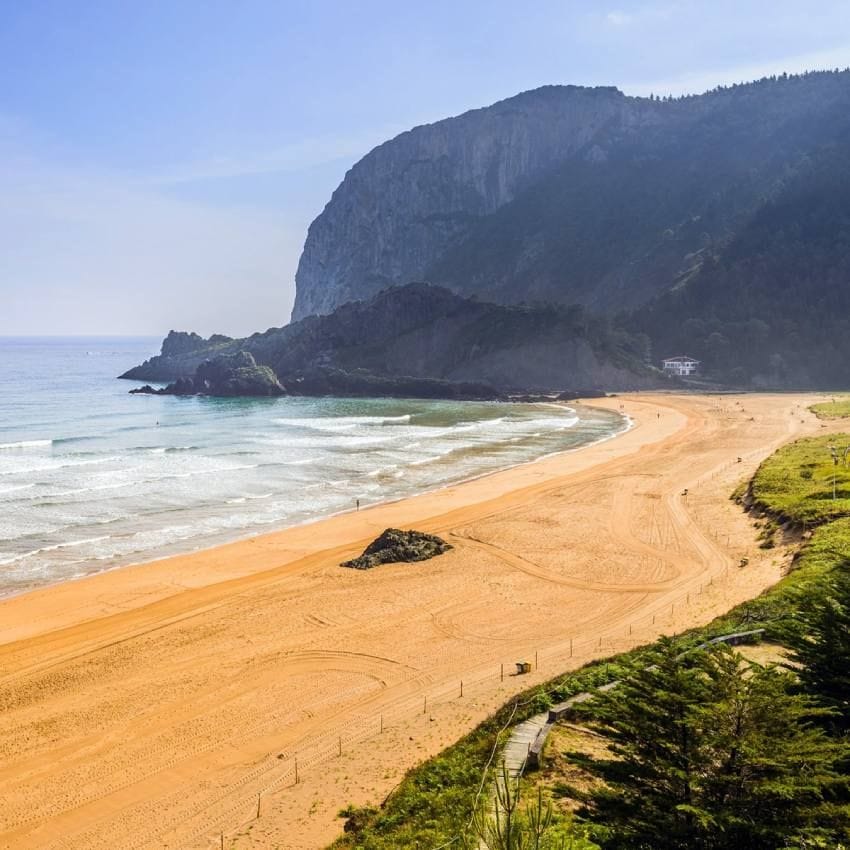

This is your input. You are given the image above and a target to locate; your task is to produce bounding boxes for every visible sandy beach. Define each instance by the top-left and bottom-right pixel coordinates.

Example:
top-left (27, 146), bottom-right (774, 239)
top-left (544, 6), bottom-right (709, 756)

top-left (0, 392), bottom-right (828, 850)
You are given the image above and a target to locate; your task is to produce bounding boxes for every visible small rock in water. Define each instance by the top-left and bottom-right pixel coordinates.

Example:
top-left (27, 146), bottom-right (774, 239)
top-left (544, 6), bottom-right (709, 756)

top-left (341, 528), bottom-right (452, 570)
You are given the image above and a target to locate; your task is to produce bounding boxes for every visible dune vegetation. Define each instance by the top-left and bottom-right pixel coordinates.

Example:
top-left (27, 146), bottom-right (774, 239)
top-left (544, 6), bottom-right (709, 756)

top-left (750, 433), bottom-right (850, 524)
top-left (811, 398), bottom-right (850, 420)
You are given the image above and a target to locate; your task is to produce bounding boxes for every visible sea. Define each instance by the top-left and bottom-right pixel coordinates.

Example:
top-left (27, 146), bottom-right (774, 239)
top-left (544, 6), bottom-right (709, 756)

top-left (0, 337), bottom-right (628, 598)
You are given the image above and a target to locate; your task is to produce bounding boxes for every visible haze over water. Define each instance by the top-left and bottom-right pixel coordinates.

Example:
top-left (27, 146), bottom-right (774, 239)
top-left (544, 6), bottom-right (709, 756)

top-left (0, 337), bottom-right (626, 597)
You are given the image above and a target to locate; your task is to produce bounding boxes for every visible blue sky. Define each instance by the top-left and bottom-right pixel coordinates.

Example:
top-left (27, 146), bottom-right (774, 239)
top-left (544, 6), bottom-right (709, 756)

top-left (2, 1), bottom-right (849, 336)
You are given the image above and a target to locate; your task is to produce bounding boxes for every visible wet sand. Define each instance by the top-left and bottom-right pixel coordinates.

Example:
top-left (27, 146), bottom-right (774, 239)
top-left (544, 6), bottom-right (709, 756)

top-left (0, 393), bottom-right (827, 849)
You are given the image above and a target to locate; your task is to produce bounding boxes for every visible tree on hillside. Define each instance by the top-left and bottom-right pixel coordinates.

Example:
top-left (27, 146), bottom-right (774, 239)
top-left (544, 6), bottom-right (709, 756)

top-left (784, 558), bottom-right (850, 732)
top-left (572, 640), bottom-right (848, 849)
top-left (697, 649), bottom-right (848, 848)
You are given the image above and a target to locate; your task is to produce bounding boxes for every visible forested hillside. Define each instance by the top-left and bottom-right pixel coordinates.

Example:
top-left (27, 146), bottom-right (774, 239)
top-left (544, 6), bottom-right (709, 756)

top-left (631, 142), bottom-right (850, 386)
top-left (294, 70), bottom-right (850, 387)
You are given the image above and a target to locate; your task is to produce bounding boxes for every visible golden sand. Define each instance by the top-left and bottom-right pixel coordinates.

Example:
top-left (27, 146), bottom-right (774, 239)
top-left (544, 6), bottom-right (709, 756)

top-left (0, 393), bottom-right (828, 849)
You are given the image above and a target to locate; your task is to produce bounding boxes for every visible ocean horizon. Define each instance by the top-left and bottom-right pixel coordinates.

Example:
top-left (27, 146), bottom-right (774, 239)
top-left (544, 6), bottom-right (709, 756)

top-left (0, 336), bottom-right (627, 598)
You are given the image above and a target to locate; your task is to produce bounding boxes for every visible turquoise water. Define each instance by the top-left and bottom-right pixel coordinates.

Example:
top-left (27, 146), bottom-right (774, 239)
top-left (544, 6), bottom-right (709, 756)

top-left (0, 337), bottom-right (627, 597)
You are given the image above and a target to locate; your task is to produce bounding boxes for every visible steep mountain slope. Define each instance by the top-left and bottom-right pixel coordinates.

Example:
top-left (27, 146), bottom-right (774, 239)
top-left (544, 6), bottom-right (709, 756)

top-left (293, 71), bottom-right (850, 329)
top-left (293, 84), bottom-right (652, 319)
top-left (631, 138), bottom-right (850, 387)
top-left (123, 284), bottom-right (656, 394)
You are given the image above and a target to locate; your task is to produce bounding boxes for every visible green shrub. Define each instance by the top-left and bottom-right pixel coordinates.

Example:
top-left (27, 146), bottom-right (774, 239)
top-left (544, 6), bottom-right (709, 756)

top-left (751, 435), bottom-right (850, 524)
top-left (811, 399), bottom-right (850, 420)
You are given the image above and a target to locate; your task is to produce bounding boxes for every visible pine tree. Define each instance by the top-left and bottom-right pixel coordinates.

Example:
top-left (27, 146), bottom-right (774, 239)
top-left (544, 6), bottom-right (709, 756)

top-left (575, 638), bottom-right (716, 848)
top-left (785, 558), bottom-right (850, 731)
top-left (575, 640), bottom-right (849, 849)
top-left (698, 650), bottom-right (848, 848)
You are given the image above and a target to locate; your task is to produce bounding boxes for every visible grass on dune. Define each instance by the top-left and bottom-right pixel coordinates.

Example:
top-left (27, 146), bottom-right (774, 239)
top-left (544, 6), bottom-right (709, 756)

top-left (751, 433), bottom-right (850, 524)
top-left (811, 398), bottom-right (850, 419)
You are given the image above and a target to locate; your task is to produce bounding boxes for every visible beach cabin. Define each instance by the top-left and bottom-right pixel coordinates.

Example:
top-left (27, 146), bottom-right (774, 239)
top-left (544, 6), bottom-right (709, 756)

top-left (662, 355), bottom-right (700, 377)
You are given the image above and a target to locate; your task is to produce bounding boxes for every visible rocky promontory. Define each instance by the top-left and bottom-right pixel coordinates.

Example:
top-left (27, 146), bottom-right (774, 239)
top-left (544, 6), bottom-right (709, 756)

top-left (121, 283), bottom-right (658, 399)
top-left (130, 352), bottom-right (285, 397)
top-left (121, 331), bottom-right (239, 382)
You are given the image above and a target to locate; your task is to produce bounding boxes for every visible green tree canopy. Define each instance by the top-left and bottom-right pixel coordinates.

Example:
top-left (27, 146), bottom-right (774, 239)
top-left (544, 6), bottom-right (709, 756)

top-left (574, 639), bottom-right (848, 849)
top-left (784, 558), bottom-right (850, 732)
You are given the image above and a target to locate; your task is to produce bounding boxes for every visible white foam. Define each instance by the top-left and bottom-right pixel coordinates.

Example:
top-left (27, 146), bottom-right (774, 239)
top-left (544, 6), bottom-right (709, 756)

top-left (273, 414), bottom-right (411, 430)
top-left (409, 454), bottom-right (449, 466)
top-left (3, 453), bottom-right (120, 471)
top-left (0, 535), bottom-right (112, 566)
top-left (0, 439), bottom-right (52, 450)
top-left (367, 464), bottom-right (399, 477)
top-left (0, 483), bottom-right (35, 496)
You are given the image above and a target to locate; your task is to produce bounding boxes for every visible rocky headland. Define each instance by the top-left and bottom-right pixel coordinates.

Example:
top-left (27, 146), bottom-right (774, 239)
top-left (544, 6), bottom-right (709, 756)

top-left (129, 352), bottom-right (285, 397)
top-left (121, 284), bottom-right (659, 399)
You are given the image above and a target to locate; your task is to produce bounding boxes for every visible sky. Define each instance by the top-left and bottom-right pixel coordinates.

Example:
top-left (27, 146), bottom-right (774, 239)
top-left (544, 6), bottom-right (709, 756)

top-left (2, 1), bottom-right (850, 337)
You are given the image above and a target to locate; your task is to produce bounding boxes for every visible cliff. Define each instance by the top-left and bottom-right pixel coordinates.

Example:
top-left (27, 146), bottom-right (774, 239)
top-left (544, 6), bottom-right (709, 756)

top-left (292, 72), bottom-right (850, 334)
top-left (293, 85), bottom-right (647, 319)
top-left (289, 71), bottom-right (850, 387)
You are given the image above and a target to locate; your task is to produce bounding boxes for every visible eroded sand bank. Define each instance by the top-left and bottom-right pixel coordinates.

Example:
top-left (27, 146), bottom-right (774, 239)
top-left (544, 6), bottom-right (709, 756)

top-left (0, 393), bottom-right (829, 849)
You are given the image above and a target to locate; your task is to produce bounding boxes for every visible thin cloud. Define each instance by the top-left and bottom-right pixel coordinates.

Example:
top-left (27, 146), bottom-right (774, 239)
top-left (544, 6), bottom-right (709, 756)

top-left (625, 43), bottom-right (850, 96)
top-left (603, 3), bottom-right (678, 28)
top-left (605, 10), bottom-right (632, 26)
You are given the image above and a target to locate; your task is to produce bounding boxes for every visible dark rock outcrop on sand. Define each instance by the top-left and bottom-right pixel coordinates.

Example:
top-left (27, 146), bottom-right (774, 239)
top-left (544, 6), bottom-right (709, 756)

top-left (341, 528), bottom-right (453, 570)
top-left (130, 352), bottom-right (285, 397)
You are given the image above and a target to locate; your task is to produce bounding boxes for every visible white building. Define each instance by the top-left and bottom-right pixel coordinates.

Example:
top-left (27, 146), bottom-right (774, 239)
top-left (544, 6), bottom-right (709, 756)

top-left (662, 355), bottom-right (700, 377)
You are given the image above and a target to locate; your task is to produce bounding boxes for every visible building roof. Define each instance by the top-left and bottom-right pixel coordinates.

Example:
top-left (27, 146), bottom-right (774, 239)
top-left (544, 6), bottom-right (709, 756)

top-left (662, 355), bottom-right (700, 363)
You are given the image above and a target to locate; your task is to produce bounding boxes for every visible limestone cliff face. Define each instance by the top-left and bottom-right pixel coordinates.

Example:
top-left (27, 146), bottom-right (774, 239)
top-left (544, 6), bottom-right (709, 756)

top-left (293, 73), bottom-right (850, 332)
top-left (293, 86), bottom-right (649, 320)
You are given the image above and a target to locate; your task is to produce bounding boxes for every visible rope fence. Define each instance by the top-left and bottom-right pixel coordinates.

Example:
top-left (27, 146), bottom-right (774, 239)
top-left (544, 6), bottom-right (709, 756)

top-left (131, 450), bottom-right (772, 850)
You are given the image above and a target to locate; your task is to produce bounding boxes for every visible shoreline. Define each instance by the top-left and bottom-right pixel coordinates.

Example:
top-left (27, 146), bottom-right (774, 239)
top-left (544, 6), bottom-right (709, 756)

top-left (0, 400), bottom-right (629, 617)
top-left (0, 400), bottom-right (648, 647)
top-left (0, 392), bottom-right (828, 850)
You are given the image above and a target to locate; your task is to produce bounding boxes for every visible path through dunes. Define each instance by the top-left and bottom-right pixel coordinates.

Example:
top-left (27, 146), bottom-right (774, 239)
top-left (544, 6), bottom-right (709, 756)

top-left (0, 394), bottom-right (824, 849)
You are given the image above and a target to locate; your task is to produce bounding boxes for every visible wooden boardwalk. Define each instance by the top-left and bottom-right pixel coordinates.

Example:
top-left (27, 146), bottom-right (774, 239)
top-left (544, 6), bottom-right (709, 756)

top-left (501, 713), bottom-right (549, 778)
